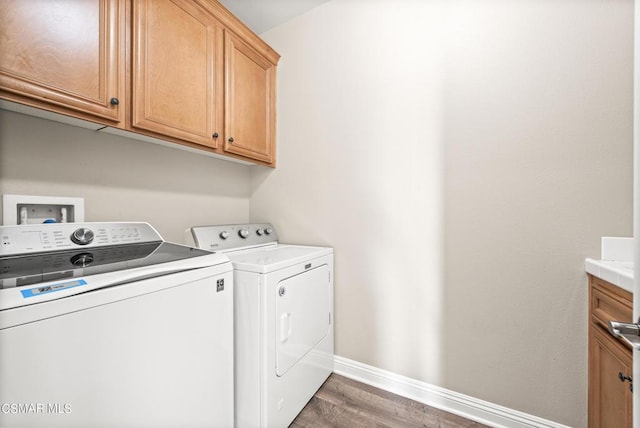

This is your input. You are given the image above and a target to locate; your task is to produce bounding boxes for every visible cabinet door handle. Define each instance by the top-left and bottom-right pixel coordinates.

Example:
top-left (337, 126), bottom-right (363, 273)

top-left (228, 137), bottom-right (234, 144)
top-left (212, 133), bottom-right (219, 139)
top-left (618, 372), bottom-right (632, 383)
top-left (620, 373), bottom-right (634, 392)
top-left (109, 97), bottom-right (119, 106)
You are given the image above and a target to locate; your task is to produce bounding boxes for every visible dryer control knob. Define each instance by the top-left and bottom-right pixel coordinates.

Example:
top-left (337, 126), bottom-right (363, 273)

top-left (71, 228), bottom-right (94, 245)
top-left (264, 227), bottom-right (274, 235)
top-left (219, 231), bottom-right (229, 240)
top-left (238, 229), bottom-right (250, 239)
top-left (256, 229), bottom-right (264, 236)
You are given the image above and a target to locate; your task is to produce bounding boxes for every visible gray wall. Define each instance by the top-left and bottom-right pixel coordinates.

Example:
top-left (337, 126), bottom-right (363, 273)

top-left (251, 0), bottom-right (634, 426)
top-left (0, 110), bottom-right (251, 242)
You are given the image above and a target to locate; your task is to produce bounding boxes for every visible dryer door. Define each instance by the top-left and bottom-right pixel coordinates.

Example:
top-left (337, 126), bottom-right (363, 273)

top-left (275, 264), bottom-right (330, 377)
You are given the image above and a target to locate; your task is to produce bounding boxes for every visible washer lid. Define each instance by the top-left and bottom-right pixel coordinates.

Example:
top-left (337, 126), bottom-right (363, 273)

top-left (1, 242), bottom-right (226, 289)
top-left (225, 244), bottom-right (332, 273)
top-left (0, 242), bottom-right (230, 310)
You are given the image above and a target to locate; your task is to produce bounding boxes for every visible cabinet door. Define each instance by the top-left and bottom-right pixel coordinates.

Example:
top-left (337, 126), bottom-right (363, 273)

top-left (0, 0), bottom-right (125, 124)
top-left (132, 0), bottom-right (222, 148)
top-left (589, 325), bottom-right (632, 428)
top-left (224, 31), bottom-right (276, 165)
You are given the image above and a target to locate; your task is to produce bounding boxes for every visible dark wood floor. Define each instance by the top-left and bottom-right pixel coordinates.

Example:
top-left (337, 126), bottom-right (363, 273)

top-left (290, 374), bottom-right (489, 428)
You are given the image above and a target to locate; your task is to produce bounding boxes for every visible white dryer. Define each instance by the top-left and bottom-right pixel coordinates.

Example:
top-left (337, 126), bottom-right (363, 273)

top-left (187, 223), bottom-right (334, 428)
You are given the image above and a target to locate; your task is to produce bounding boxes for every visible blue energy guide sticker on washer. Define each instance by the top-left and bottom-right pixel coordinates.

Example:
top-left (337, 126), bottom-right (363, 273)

top-left (21, 279), bottom-right (87, 298)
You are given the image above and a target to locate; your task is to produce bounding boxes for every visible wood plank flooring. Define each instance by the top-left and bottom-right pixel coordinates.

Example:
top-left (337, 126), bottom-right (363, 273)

top-left (290, 374), bottom-right (489, 428)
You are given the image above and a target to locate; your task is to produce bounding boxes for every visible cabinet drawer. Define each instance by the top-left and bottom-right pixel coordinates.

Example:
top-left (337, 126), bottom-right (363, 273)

top-left (590, 276), bottom-right (632, 332)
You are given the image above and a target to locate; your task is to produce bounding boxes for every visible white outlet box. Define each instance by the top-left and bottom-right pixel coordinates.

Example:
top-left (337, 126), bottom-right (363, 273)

top-left (2, 194), bottom-right (85, 225)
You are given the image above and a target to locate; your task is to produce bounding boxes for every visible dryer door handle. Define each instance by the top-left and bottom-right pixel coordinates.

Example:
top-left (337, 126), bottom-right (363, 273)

top-left (280, 312), bottom-right (292, 342)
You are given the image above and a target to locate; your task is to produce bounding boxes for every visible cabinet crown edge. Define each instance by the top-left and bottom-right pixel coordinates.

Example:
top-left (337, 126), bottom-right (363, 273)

top-left (196, 0), bottom-right (281, 65)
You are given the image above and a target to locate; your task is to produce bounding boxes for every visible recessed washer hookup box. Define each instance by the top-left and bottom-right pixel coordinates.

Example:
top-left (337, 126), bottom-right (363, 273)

top-left (2, 194), bottom-right (85, 225)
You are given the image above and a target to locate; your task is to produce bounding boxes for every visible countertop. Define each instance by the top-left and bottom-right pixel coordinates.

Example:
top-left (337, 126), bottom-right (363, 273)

top-left (585, 258), bottom-right (633, 293)
top-left (585, 237), bottom-right (633, 293)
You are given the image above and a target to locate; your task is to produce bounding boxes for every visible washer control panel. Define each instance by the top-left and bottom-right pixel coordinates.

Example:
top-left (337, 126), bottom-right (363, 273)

top-left (187, 223), bottom-right (278, 252)
top-left (0, 222), bottom-right (163, 256)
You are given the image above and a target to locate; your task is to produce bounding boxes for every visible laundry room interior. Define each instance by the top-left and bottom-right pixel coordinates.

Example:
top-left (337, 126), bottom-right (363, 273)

top-left (0, 1), bottom-right (635, 427)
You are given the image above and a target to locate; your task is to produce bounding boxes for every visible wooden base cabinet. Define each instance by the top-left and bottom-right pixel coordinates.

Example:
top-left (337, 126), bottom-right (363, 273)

top-left (588, 275), bottom-right (633, 428)
top-left (0, 0), bottom-right (126, 125)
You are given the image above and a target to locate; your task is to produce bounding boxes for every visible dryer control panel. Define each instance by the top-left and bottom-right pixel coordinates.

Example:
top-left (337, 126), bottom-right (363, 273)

top-left (187, 223), bottom-right (278, 252)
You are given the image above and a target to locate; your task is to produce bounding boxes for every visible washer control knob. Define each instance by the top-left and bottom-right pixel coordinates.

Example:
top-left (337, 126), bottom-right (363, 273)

top-left (264, 227), bottom-right (274, 235)
top-left (219, 231), bottom-right (229, 240)
top-left (238, 229), bottom-right (250, 239)
top-left (256, 229), bottom-right (264, 236)
top-left (71, 228), bottom-right (94, 245)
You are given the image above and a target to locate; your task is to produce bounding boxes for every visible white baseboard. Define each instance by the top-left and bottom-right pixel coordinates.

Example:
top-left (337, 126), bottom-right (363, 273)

top-left (333, 355), bottom-right (571, 428)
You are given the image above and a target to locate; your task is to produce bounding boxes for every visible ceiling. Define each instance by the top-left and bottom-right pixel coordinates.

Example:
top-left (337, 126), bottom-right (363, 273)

top-left (220, 0), bottom-right (331, 34)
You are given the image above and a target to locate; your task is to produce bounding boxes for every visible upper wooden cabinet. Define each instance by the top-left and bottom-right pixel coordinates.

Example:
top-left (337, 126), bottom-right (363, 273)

top-left (0, 0), bottom-right (279, 166)
top-left (224, 30), bottom-right (276, 164)
top-left (132, 0), bottom-right (223, 149)
top-left (131, 0), bottom-right (279, 165)
top-left (0, 0), bottom-right (126, 125)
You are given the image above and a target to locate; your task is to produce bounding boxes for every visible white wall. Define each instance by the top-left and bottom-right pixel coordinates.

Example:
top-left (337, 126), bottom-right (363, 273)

top-left (0, 110), bottom-right (251, 242)
top-left (251, 0), bottom-right (634, 426)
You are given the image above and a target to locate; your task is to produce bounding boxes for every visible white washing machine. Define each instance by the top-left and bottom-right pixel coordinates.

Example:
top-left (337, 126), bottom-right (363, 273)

top-left (186, 223), bottom-right (334, 428)
top-left (0, 222), bottom-right (234, 428)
